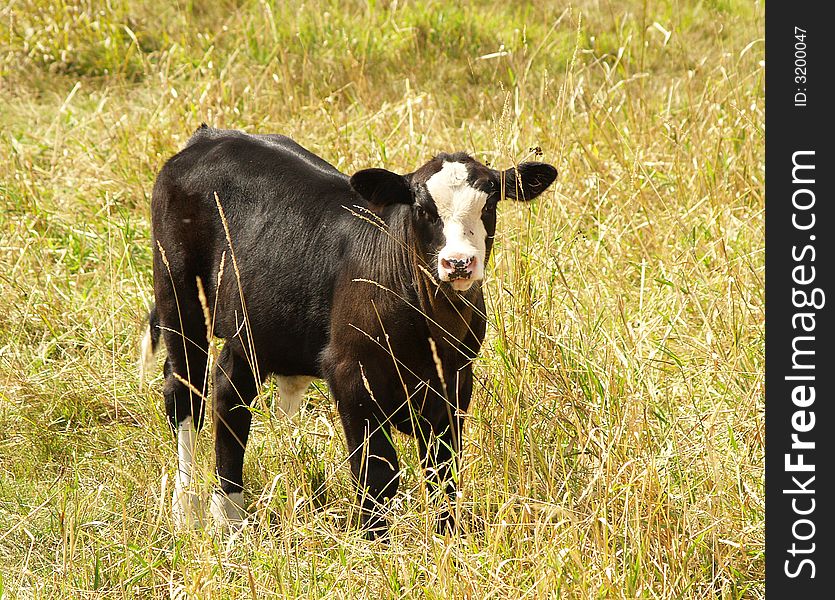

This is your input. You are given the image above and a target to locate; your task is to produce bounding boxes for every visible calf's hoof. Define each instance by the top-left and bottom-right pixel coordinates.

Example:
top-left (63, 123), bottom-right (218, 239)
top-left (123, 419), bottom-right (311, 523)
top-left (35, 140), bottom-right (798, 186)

top-left (361, 513), bottom-right (390, 542)
top-left (435, 510), bottom-right (457, 536)
top-left (210, 491), bottom-right (248, 531)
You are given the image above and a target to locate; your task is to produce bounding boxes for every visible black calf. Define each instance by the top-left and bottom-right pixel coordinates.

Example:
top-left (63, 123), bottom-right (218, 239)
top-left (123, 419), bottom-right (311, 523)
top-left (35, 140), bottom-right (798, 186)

top-left (142, 125), bottom-right (557, 537)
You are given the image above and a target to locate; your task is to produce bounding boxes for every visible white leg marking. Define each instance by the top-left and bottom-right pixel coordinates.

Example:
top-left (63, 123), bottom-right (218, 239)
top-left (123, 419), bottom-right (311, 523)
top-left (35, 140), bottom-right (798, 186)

top-left (177, 417), bottom-right (196, 486)
top-left (138, 325), bottom-right (155, 388)
top-left (171, 417), bottom-right (202, 529)
top-left (276, 376), bottom-right (313, 418)
top-left (210, 491), bottom-right (247, 530)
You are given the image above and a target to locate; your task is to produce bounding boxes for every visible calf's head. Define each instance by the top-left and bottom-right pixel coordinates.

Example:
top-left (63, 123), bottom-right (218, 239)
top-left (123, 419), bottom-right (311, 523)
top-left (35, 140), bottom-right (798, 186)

top-left (350, 153), bottom-right (558, 291)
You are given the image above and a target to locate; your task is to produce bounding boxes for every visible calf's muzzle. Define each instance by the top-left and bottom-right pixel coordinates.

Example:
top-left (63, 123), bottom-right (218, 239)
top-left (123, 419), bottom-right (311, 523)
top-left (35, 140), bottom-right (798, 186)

top-left (440, 255), bottom-right (475, 280)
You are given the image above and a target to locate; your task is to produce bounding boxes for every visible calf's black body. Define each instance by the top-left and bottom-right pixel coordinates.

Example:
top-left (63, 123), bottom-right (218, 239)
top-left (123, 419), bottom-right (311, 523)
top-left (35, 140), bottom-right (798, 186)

top-left (147, 125), bottom-right (556, 536)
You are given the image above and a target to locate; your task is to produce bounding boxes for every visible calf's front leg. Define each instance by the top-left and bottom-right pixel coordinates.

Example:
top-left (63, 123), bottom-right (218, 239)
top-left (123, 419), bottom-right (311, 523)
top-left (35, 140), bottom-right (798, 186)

top-left (417, 414), bottom-right (462, 535)
top-left (418, 364), bottom-right (472, 534)
top-left (337, 397), bottom-right (400, 540)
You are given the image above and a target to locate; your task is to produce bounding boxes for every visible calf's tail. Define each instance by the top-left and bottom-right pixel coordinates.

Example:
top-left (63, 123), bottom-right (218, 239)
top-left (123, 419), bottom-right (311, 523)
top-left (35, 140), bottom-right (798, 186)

top-left (139, 304), bottom-right (161, 388)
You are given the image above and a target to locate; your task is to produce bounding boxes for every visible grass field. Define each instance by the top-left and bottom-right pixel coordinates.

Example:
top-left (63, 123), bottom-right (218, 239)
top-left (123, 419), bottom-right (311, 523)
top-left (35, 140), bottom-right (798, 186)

top-left (0, 0), bottom-right (764, 597)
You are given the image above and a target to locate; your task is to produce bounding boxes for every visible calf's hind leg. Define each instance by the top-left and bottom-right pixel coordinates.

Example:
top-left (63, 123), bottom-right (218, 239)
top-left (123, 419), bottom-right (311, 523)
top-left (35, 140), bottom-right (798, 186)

top-left (211, 344), bottom-right (262, 528)
top-left (159, 326), bottom-right (209, 529)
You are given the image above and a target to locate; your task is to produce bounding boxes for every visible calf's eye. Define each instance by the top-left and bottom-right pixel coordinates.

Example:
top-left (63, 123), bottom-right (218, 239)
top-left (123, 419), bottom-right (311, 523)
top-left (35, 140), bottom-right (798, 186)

top-left (416, 205), bottom-right (440, 223)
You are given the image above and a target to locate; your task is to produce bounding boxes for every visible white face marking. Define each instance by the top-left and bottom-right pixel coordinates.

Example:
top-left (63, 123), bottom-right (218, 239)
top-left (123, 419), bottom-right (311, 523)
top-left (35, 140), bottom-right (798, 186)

top-left (424, 161), bottom-right (488, 290)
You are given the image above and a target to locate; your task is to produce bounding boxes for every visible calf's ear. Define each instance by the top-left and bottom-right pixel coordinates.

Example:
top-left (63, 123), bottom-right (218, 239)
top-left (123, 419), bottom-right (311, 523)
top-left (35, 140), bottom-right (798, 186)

top-left (350, 168), bottom-right (413, 212)
top-left (501, 162), bottom-right (558, 201)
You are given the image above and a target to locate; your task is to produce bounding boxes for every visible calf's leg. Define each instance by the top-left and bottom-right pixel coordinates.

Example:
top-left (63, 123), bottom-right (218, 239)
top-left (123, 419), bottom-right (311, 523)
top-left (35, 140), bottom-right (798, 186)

top-left (417, 415), bottom-right (462, 534)
top-left (335, 386), bottom-right (400, 539)
top-left (160, 324), bottom-right (209, 529)
top-left (418, 366), bottom-right (472, 534)
top-left (211, 344), bottom-right (261, 528)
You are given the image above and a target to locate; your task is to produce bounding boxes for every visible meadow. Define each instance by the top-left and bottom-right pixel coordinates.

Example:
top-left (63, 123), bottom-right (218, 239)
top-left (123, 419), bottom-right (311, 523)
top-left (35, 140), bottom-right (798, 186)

top-left (0, 0), bottom-right (764, 597)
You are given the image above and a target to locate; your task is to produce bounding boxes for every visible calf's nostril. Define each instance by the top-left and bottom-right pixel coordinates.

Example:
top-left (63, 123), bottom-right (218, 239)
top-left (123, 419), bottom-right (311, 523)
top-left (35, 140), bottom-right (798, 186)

top-left (441, 256), bottom-right (474, 270)
top-left (440, 255), bottom-right (477, 281)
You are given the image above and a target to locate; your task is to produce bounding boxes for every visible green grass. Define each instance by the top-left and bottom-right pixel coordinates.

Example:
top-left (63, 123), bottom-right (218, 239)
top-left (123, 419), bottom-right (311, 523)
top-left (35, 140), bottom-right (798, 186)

top-left (0, 0), bottom-right (763, 597)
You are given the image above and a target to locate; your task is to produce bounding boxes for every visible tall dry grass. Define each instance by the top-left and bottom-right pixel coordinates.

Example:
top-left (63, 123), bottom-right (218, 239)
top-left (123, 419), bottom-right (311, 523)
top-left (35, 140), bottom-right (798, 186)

top-left (0, 0), bottom-right (763, 597)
